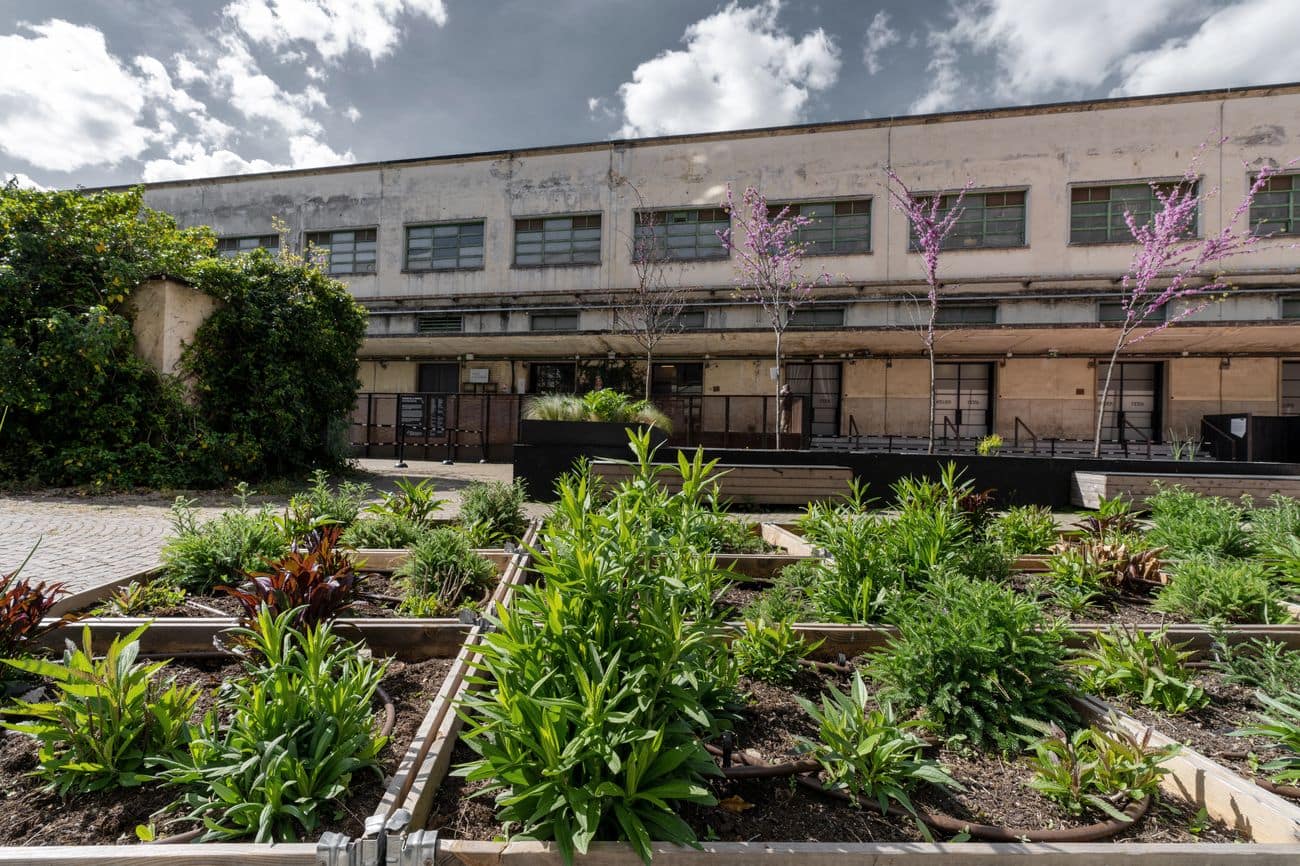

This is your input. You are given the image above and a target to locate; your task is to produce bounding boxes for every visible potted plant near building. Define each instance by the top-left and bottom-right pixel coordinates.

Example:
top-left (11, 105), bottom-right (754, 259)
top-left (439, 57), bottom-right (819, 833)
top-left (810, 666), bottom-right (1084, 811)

top-left (520, 389), bottom-right (672, 449)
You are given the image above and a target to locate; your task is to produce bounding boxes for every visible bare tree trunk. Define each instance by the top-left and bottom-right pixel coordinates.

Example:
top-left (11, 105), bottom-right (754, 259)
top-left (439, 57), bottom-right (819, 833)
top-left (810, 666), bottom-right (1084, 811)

top-left (774, 328), bottom-right (783, 451)
top-left (644, 351), bottom-right (653, 403)
top-left (926, 305), bottom-right (937, 455)
top-left (1092, 341), bottom-right (1125, 458)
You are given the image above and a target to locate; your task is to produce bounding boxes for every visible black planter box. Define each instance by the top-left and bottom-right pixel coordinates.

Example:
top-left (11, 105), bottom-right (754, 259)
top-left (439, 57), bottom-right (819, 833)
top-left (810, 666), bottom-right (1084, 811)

top-left (515, 421), bottom-right (668, 499)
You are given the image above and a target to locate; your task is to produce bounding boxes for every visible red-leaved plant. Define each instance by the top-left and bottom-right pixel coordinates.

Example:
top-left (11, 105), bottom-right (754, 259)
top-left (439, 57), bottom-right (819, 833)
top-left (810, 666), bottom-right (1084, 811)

top-left (0, 546), bottom-right (78, 661)
top-left (218, 525), bottom-right (363, 628)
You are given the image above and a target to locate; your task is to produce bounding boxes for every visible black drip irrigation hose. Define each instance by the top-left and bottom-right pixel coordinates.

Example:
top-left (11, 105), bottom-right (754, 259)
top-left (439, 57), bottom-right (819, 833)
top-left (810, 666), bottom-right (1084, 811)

top-left (150, 685), bottom-right (396, 845)
top-left (730, 748), bottom-right (1150, 842)
top-left (1256, 778), bottom-right (1300, 800)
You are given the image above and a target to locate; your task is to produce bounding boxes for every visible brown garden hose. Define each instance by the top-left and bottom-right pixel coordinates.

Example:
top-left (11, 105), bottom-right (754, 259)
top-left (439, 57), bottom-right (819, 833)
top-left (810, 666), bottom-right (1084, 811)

top-left (1256, 778), bottom-right (1300, 800)
top-left (731, 749), bottom-right (1150, 842)
top-left (151, 685), bottom-right (396, 845)
top-left (704, 742), bottom-right (820, 778)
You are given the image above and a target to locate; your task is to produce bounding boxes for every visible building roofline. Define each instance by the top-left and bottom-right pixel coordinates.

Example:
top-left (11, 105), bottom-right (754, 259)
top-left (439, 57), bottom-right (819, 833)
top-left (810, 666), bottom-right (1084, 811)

top-left (105, 81), bottom-right (1300, 192)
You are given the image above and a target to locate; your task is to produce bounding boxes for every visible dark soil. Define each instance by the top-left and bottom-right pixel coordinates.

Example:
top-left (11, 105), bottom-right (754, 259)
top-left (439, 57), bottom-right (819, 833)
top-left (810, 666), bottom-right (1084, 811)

top-left (427, 662), bottom-right (1243, 844)
top-left (0, 655), bottom-right (451, 845)
top-left (715, 584), bottom-right (766, 618)
top-left (1105, 669), bottom-right (1286, 789)
top-left (1009, 575), bottom-right (1186, 626)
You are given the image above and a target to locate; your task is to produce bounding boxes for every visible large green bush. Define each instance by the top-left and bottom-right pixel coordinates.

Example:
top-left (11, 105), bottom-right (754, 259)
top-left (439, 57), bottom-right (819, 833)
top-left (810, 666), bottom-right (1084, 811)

top-left (0, 184), bottom-right (366, 488)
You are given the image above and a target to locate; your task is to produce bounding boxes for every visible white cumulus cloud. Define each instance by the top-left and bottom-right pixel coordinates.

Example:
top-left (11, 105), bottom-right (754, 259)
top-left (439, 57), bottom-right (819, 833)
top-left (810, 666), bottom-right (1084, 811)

top-left (3, 172), bottom-right (46, 190)
top-left (225, 0), bottom-right (448, 62)
top-left (614, 0), bottom-right (840, 138)
top-left (0, 20), bottom-right (152, 171)
top-left (862, 10), bottom-right (899, 75)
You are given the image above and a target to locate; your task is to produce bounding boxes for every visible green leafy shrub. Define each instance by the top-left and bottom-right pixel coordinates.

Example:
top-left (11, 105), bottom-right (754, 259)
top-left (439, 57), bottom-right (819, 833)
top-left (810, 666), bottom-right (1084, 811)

top-left (742, 559), bottom-right (818, 622)
top-left (459, 480), bottom-right (528, 546)
top-left (340, 512), bottom-right (424, 549)
top-left (286, 469), bottom-right (371, 529)
top-left (795, 673), bottom-right (958, 814)
top-left (393, 527), bottom-right (496, 616)
top-left (1071, 627), bottom-right (1208, 714)
top-left (1146, 485), bottom-right (1252, 559)
top-left (1073, 495), bottom-right (1141, 543)
top-left (732, 618), bottom-right (818, 685)
top-left (988, 505), bottom-right (1059, 555)
top-left (976, 433), bottom-right (1003, 456)
top-left (94, 579), bottom-right (186, 616)
top-left (458, 431), bottom-right (732, 864)
top-left (867, 573), bottom-right (1073, 751)
top-left (367, 477), bottom-right (446, 525)
top-left (796, 478), bottom-right (873, 546)
top-left (1211, 638), bottom-right (1300, 695)
top-left (1022, 717), bottom-right (1176, 820)
top-left (1249, 494), bottom-right (1300, 557)
top-left (161, 609), bottom-right (387, 841)
top-left (2, 625), bottom-right (198, 795)
top-left (1236, 691), bottom-right (1300, 785)
top-left (1154, 558), bottom-right (1289, 625)
top-left (524, 389), bottom-right (673, 432)
top-left (219, 526), bottom-right (361, 627)
top-left (160, 490), bottom-right (285, 594)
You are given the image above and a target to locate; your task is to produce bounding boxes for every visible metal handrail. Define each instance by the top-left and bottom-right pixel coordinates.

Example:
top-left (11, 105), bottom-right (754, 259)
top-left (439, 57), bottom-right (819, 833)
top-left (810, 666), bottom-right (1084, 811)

top-left (1200, 417), bottom-right (1239, 461)
top-left (1118, 416), bottom-right (1152, 459)
top-left (1013, 417), bottom-right (1039, 454)
top-left (940, 416), bottom-right (959, 444)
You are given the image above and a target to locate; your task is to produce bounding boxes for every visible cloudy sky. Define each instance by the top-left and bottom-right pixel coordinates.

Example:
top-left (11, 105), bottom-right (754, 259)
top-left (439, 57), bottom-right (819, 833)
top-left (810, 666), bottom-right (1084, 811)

top-left (2, 0), bottom-right (1298, 190)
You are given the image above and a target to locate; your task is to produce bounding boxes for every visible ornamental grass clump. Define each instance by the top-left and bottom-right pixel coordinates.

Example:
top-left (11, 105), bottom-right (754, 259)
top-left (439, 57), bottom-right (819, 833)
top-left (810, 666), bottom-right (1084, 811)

top-left (1146, 484), bottom-right (1252, 560)
top-left (867, 573), bottom-right (1073, 752)
top-left (394, 526), bottom-right (496, 616)
top-left (160, 608), bottom-right (387, 842)
top-left (458, 430), bottom-right (734, 864)
top-left (2, 625), bottom-right (198, 796)
top-left (524, 389), bottom-right (673, 433)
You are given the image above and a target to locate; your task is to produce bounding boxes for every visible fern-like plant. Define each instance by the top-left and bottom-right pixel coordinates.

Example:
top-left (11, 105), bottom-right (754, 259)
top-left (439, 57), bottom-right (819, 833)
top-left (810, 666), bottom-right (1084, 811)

top-left (1071, 627), bottom-right (1208, 714)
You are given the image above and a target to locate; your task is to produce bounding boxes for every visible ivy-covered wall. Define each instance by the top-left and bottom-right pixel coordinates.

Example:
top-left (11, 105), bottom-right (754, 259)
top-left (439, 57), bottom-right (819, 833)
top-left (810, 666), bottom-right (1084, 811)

top-left (0, 183), bottom-right (366, 489)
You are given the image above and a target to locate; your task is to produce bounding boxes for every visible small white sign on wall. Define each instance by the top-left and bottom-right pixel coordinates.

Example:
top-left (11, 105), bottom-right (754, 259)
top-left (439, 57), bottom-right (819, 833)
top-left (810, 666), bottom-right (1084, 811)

top-left (467, 367), bottom-right (490, 384)
top-left (770, 366), bottom-right (780, 381)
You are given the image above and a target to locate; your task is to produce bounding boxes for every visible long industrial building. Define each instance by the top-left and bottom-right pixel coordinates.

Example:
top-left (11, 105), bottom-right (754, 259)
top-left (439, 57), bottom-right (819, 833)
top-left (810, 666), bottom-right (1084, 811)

top-left (134, 83), bottom-right (1300, 457)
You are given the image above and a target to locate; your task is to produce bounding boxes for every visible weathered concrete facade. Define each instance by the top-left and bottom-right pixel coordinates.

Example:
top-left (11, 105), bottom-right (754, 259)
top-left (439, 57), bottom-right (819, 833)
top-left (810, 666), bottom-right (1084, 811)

top-left (134, 84), bottom-right (1300, 444)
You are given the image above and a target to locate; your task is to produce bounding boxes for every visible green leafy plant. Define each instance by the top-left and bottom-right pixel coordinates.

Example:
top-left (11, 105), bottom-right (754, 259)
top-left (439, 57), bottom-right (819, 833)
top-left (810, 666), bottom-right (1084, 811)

top-left (458, 430), bottom-right (733, 864)
top-left (1154, 557), bottom-right (1289, 625)
top-left (459, 479), bottom-right (528, 547)
top-left (1071, 627), bottom-right (1208, 714)
top-left (988, 505), bottom-right (1059, 556)
top-left (367, 477), bottom-right (446, 525)
top-left (160, 608), bottom-right (388, 841)
top-left (160, 487), bottom-right (285, 594)
top-left (976, 433), bottom-right (1004, 456)
top-left (2, 625), bottom-right (198, 795)
top-left (1047, 583), bottom-right (1102, 619)
top-left (524, 389), bottom-right (673, 432)
top-left (1236, 690), bottom-right (1300, 785)
top-left (0, 546), bottom-right (76, 661)
top-left (218, 525), bottom-right (362, 627)
top-left (287, 469), bottom-right (371, 529)
top-left (1210, 637), bottom-right (1300, 695)
top-left (795, 673), bottom-right (958, 814)
top-left (1146, 484), bottom-right (1252, 559)
top-left (1021, 717), bottom-right (1176, 820)
top-left (340, 512), bottom-right (424, 548)
top-left (394, 527), bottom-right (497, 616)
top-left (1250, 495), bottom-right (1300, 559)
top-left (731, 618), bottom-right (819, 685)
top-left (93, 578), bottom-right (186, 616)
top-left (867, 573), bottom-right (1074, 751)
top-left (1073, 495), bottom-right (1140, 542)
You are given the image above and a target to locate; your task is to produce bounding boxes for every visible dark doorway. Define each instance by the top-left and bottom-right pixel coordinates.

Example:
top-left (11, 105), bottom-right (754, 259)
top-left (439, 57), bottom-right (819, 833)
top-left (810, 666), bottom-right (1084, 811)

top-left (1098, 361), bottom-right (1162, 443)
top-left (934, 362), bottom-right (993, 440)
top-left (529, 362), bottom-right (576, 394)
top-left (418, 362), bottom-right (459, 394)
top-left (785, 362), bottom-right (842, 437)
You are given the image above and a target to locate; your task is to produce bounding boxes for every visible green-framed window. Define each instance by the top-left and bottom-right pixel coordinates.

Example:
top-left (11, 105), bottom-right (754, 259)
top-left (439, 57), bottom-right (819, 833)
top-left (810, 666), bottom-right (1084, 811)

top-left (1251, 174), bottom-right (1300, 236)
top-left (777, 199), bottom-right (871, 254)
top-left (635, 208), bottom-right (729, 261)
top-left (1071, 182), bottom-right (1197, 244)
top-left (530, 312), bottom-right (579, 332)
top-left (405, 221), bottom-right (485, 271)
top-left (216, 234), bottom-right (278, 257)
top-left (1281, 297), bottom-right (1300, 319)
top-left (912, 190), bottom-right (1026, 251)
top-left (305, 228), bottom-right (377, 275)
top-left (935, 304), bottom-right (997, 325)
top-left (514, 214), bottom-right (601, 266)
top-left (788, 306), bottom-right (846, 328)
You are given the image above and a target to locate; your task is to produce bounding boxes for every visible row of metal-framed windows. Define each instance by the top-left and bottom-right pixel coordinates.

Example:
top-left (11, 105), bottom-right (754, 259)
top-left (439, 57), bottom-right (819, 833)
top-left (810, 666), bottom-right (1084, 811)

top-left (1098, 300), bottom-right (1167, 323)
top-left (935, 304), bottom-right (998, 324)
top-left (782, 199), bottom-right (871, 254)
top-left (514, 214), bottom-right (601, 266)
top-left (306, 228), bottom-right (377, 275)
top-left (918, 190), bottom-right (1028, 251)
top-left (1070, 183), bottom-right (1198, 244)
top-left (216, 234), bottom-right (278, 256)
top-left (1252, 174), bottom-right (1300, 236)
top-left (405, 222), bottom-right (484, 271)
top-left (635, 208), bottom-right (731, 261)
top-left (788, 306), bottom-right (846, 328)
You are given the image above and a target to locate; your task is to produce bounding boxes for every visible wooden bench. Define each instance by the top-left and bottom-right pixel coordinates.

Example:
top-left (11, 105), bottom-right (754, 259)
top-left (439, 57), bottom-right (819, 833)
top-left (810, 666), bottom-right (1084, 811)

top-left (1073, 471), bottom-right (1300, 508)
top-left (591, 460), bottom-right (852, 506)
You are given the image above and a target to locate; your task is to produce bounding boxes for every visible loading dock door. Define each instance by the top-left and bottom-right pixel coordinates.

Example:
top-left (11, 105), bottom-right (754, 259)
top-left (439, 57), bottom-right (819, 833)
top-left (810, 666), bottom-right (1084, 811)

top-left (933, 362), bottom-right (992, 439)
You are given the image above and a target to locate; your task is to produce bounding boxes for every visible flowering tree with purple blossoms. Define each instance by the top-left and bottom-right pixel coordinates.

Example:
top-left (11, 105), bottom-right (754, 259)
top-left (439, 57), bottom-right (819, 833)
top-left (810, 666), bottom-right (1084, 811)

top-left (886, 169), bottom-right (972, 454)
top-left (718, 185), bottom-right (828, 449)
top-left (1091, 152), bottom-right (1283, 457)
